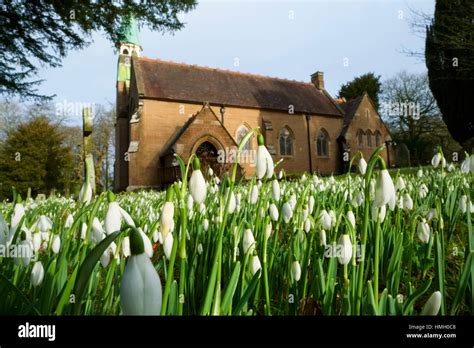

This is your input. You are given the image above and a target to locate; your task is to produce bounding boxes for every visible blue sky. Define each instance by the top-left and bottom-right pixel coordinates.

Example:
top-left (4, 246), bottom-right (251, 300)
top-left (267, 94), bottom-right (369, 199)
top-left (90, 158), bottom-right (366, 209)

top-left (35, 0), bottom-right (434, 121)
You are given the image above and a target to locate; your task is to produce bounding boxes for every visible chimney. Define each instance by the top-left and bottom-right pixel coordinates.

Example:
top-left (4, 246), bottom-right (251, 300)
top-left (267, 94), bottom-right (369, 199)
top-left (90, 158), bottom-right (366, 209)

top-left (311, 71), bottom-right (325, 90)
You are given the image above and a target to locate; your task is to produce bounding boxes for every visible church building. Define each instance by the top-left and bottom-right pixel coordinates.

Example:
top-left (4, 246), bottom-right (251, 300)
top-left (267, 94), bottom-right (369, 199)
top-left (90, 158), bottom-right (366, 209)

top-left (114, 19), bottom-right (393, 191)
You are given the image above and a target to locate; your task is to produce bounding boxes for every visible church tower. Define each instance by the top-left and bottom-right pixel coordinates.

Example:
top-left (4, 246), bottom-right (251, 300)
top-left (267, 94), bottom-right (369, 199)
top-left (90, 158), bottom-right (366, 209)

top-left (114, 16), bottom-right (142, 191)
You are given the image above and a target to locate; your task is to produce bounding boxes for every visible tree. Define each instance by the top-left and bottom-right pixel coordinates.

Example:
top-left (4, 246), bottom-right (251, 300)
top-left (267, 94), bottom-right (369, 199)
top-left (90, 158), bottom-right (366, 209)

top-left (425, 0), bottom-right (474, 151)
top-left (0, 0), bottom-right (197, 100)
top-left (380, 71), bottom-right (461, 165)
top-left (93, 105), bottom-right (115, 192)
top-left (0, 117), bottom-right (74, 199)
top-left (338, 73), bottom-right (382, 109)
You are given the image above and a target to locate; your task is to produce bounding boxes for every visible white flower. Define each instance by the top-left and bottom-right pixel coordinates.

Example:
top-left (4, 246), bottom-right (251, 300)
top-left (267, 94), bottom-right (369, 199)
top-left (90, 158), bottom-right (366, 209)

top-left (447, 163), bottom-right (454, 172)
top-left (37, 215), bottom-right (52, 232)
top-left (272, 179), bottom-right (280, 202)
top-left (308, 196), bottom-right (315, 214)
top-left (51, 235), bottom-right (61, 254)
top-left (138, 228), bottom-right (153, 258)
top-left (319, 210), bottom-right (332, 230)
top-left (250, 255), bottom-right (262, 276)
top-left (197, 243), bottom-right (203, 255)
top-left (64, 214), bottom-right (74, 229)
top-left (265, 222), bottom-right (273, 240)
top-left (122, 237), bottom-right (131, 258)
top-left (459, 195), bottom-right (467, 214)
top-left (291, 261), bottom-right (302, 282)
top-left (282, 202), bottom-right (293, 223)
top-left (203, 219), bottom-right (209, 231)
top-left (187, 194), bottom-right (194, 211)
top-left (100, 242), bottom-right (118, 268)
top-left (120, 230), bottom-right (162, 315)
top-left (20, 240), bottom-right (33, 266)
top-left (160, 201), bottom-right (174, 240)
top-left (419, 184), bottom-right (429, 199)
top-left (304, 219), bottom-right (311, 233)
top-left (250, 185), bottom-right (259, 204)
top-left (374, 169), bottom-right (396, 207)
top-left (395, 177), bottom-right (406, 191)
top-left (337, 234), bottom-right (352, 265)
top-left (163, 232), bottom-right (174, 260)
top-left (78, 180), bottom-right (92, 204)
top-left (417, 169), bottom-right (423, 178)
top-left (31, 261), bottom-right (44, 287)
top-left (421, 291), bottom-right (442, 316)
top-left (358, 158), bottom-right (367, 175)
top-left (371, 203), bottom-right (386, 222)
top-left (403, 193), bottom-right (413, 210)
top-left (347, 211), bottom-right (356, 229)
top-left (105, 201), bottom-right (122, 235)
top-left (208, 167), bottom-right (214, 176)
top-left (256, 135), bottom-right (274, 179)
top-left (417, 219), bottom-right (431, 244)
top-left (32, 233), bottom-right (42, 252)
top-left (278, 170), bottom-right (284, 180)
top-left (189, 158), bottom-right (207, 204)
top-left (11, 201), bottom-right (25, 238)
top-left (461, 158), bottom-right (470, 173)
top-left (91, 218), bottom-right (105, 244)
top-left (320, 230), bottom-right (327, 246)
top-left (227, 190), bottom-right (236, 214)
top-left (431, 153), bottom-right (441, 168)
top-left (243, 229), bottom-right (256, 255)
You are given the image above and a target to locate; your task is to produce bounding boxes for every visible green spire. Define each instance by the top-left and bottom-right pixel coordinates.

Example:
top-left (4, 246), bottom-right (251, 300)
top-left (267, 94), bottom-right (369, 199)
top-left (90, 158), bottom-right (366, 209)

top-left (117, 16), bottom-right (140, 47)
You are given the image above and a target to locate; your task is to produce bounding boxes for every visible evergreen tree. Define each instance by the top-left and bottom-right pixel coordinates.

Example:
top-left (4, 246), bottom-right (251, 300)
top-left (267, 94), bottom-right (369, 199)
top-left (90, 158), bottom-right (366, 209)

top-left (0, 0), bottom-right (196, 100)
top-left (0, 117), bottom-right (74, 199)
top-left (425, 0), bottom-right (474, 151)
top-left (338, 73), bottom-right (382, 109)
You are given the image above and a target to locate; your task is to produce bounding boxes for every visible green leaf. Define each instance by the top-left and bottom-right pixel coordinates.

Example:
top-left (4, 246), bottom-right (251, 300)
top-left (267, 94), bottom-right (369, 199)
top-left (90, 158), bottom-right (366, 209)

top-left (73, 230), bottom-right (122, 315)
top-left (232, 270), bottom-right (261, 315)
top-left (403, 279), bottom-right (432, 315)
top-left (450, 253), bottom-right (473, 315)
top-left (221, 261), bottom-right (241, 315)
top-left (0, 273), bottom-right (40, 315)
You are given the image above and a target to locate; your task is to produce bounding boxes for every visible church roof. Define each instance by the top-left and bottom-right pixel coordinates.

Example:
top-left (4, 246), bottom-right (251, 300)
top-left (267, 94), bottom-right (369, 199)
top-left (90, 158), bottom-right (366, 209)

top-left (132, 58), bottom-right (344, 117)
top-left (337, 95), bottom-right (364, 138)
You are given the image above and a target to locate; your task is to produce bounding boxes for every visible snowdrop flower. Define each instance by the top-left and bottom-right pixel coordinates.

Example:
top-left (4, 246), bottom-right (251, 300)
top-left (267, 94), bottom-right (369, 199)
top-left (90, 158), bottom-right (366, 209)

top-left (337, 234), bottom-right (352, 265)
top-left (250, 185), bottom-right (259, 204)
top-left (250, 255), bottom-right (262, 276)
top-left (347, 211), bottom-right (356, 229)
top-left (278, 170), bottom-right (284, 180)
top-left (122, 237), bottom-right (131, 258)
top-left (243, 229), bottom-right (256, 255)
top-left (272, 179), bottom-right (280, 202)
top-left (78, 177), bottom-right (92, 205)
top-left (19, 239), bottom-right (33, 266)
top-left (203, 219), bottom-right (209, 231)
top-left (226, 190), bottom-right (236, 214)
top-left (64, 214), bottom-right (74, 229)
top-left (421, 291), bottom-right (442, 316)
top-left (403, 193), bottom-right (413, 210)
top-left (269, 203), bottom-right (279, 221)
top-left (417, 169), bottom-right (423, 178)
top-left (160, 187), bottom-right (175, 240)
top-left (256, 134), bottom-right (274, 179)
top-left (37, 215), bottom-right (52, 232)
top-left (291, 261), bottom-right (302, 282)
top-left (419, 184), bottom-right (429, 199)
top-left (51, 235), bottom-right (60, 254)
top-left (329, 210), bottom-right (337, 227)
top-left (447, 163), bottom-right (454, 172)
top-left (138, 228), bottom-right (153, 258)
top-left (186, 194), bottom-right (194, 212)
top-left (371, 203), bottom-right (386, 223)
top-left (32, 233), bottom-right (42, 252)
top-left (10, 195), bottom-right (25, 239)
top-left (163, 233), bottom-right (174, 260)
top-left (358, 157), bottom-right (367, 175)
top-left (105, 192), bottom-right (135, 235)
top-left (459, 195), bottom-right (468, 214)
top-left (308, 196), bottom-right (315, 214)
top-left (208, 167), bottom-right (214, 177)
top-left (417, 219), bottom-right (431, 244)
top-left (31, 261), bottom-right (44, 287)
top-left (304, 219), bottom-right (311, 233)
top-left (426, 208), bottom-right (438, 221)
top-left (197, 243), bottom-right (203, 255)
top-left (320, 230), bottom-right (327, 246)
top-left (374, 169), bottom-right (396, 207)
top-left (431, 152), bottom-right (442, 168)
top-left (265, 222), bottom-right (273, 240)
top-left (282, 202), bottom-right (293, 223)
top-left (395, 177), bottom-right (405, 191)
top-left (319, 210), bottom-right (332, 230)
top-left (120, 229), bottom-right (162, 315)
top-left (189, 157), bottom-right (207, 204)
top-left (91, 217), bottom-right (105, 244)
top-left (80, 223), bottom-right (87, 240)
top-left (100, 242), bottom-right (118, 268)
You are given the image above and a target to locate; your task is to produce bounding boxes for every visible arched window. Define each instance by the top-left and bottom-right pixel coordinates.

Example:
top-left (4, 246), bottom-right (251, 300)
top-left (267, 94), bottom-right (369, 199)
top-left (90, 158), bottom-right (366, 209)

top-left (236, 125), bottom-right (251, 152)
top-left (365, 109), bottom-right (370, 118)
top-left (316, 128), bottom-right (329, 157)
top-left (279, 127), bottom-right (293, 156)
top-left (366, 130), bottom-right (373, 147)
top-left (357, 129), bottom-right (365, 148)
top-left (375, 131), bottom-right (381, 147)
